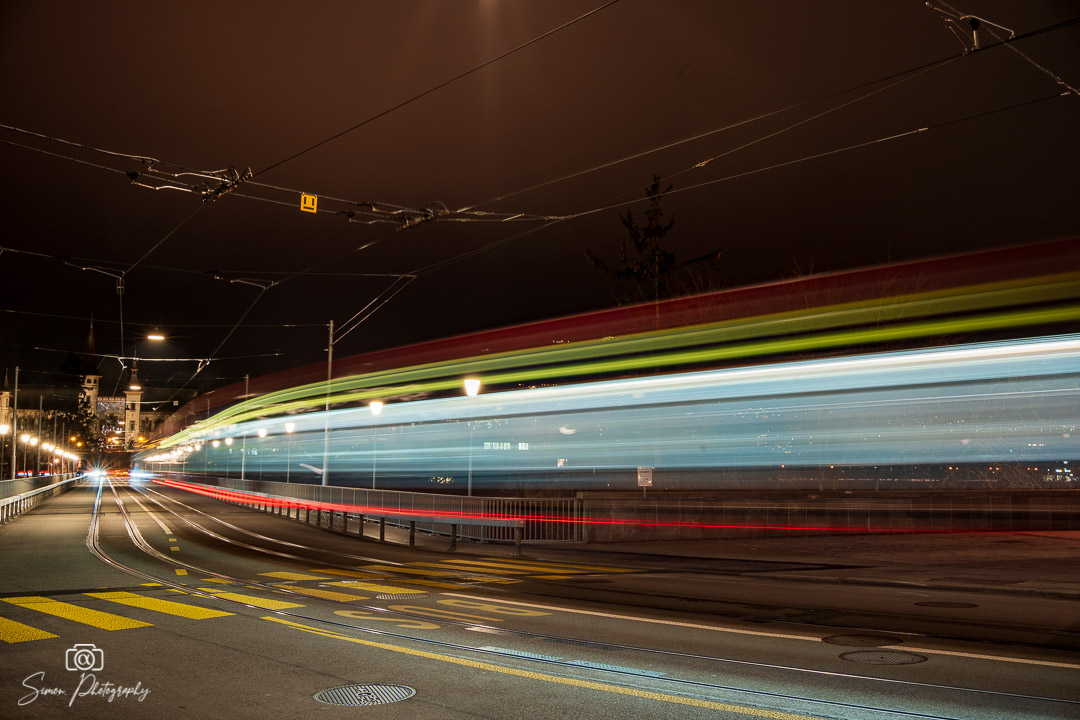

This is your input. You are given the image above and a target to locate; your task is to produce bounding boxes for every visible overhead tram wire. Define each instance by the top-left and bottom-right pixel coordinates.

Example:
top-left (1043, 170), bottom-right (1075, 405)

top-left (251, 0), bottom-right (623, 179)
top-left (411, 90), bottom-right (1072, 278)
top-left (453, 13), bottom-right (1080, 218)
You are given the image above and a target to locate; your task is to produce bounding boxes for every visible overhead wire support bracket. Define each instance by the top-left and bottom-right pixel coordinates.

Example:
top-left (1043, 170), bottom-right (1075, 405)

top-left (203, 166), bottom-right (253, 202)
top-left (925, 2), bottom-right (1014, 53)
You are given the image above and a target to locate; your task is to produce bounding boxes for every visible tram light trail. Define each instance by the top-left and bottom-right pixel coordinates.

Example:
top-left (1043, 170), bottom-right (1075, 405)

top-left (141, 334), bottom-right (1080, 495)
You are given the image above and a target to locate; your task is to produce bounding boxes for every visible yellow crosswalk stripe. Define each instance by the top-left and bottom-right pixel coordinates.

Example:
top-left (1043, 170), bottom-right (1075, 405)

top-left (175, 569), bottom-right (188, 576)
top-left (355, 564), bottom-right (467, 578)
top-left (259, 572), bottom-right (330, 581)
top-left (479, 557), bottom-right (636, 573)
top-left (0, 616), bottom-right (58, 643)
top-left (84, 592), bottom-right (233, 620)
top-left (310, 568), bottom-right (390, 579)
top-left (451, 559), bottom-right (626, 574)
top-left (409, 562), bottom-right (531, 575)
top-left (275, 585), bottom-right (370, 602)
top-left (196, 589), bottom-right (304, 610)
top-left (3, 596), bottom-right (151, 631)
top-left (201, 578), bottom-right (237, 584)
top-left (323, 581), bottom-right (428, 595)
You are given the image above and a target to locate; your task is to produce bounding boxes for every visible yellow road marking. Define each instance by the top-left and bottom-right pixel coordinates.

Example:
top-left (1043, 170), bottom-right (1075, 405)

top-left (196, 589), bottom-right (304, 610)
top-left (259, 572), bottom-right (330, 581)
top-left (479, 557), bottom-right (636, 573)
top-left (409, 562), bottom-right (531, 575)
top-left (357, 565), bottom-right (469, 578)
top-left (175, 569), bottom-right (188, 576)
top-left (0, 617), bottom-right (58, 643)
top-left (141, 583), bottom-right (163, 587)
top-left (443, 560), bottom-right (598, 574)
top-left (3, 596), bottom-right (151, 631)
top-left (312, 568), bottom-right (391, 579)
top-left (276, 585), bottom-right (370, 602)
top-left (323, 581), bottom-right (428, 595)
top-left (85, 591), bottom-right (233, 620)
top-left (263, 617), bottom-right (828, 720)
top-left (169, 547), bottom-right (180, 552)
top-left (201, 578), bottom-right (237, 585)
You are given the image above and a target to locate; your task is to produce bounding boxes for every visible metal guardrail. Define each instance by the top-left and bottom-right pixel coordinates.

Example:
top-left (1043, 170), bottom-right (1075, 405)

top-left (155, 473), bottom-right (584, 545)
top-left (0, 474), bottom-right (82, 524)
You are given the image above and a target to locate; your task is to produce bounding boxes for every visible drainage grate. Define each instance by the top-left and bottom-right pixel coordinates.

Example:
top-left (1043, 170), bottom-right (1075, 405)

top-left (376, 593), bottom-right (429, 600)
top-left (915, 601), bottom-right (978, 608)
top-left (822, 634), bottom-right (901, 647)
top-left (840, 650), bottom-right (927, 666)
top-left (313, 684), bottom-right (415, 706)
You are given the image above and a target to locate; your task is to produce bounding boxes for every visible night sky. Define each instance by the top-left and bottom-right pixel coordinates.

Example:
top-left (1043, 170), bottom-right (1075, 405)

top-left (2, 1), bottom-right (1078, 400)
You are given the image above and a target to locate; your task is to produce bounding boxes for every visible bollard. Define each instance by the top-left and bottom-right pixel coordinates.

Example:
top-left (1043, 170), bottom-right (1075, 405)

top-left (356, 514), bottom-right (364, 537)
top-left (379, 517), bottom-right (385, 542)
top-left (514, 525), bottom-right (523, 556)
top-left (409, 521), bottom-right (416, 547)
top-left (448, 524), bottom-right (458, 552)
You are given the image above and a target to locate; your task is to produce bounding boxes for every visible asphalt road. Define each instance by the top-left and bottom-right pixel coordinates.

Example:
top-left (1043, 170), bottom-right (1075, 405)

top-left (1, 479), bottom-right (1078, 719)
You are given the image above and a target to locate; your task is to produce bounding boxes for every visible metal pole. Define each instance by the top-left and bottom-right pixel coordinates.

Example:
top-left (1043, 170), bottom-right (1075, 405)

top-left (372, 429), bottom-right (377, 490)
top-left (467, 421), bottom-right (473, 497)
top-left (321, 320), bottom-right (333, 487)
top-left (35, 395), bottom-right (42, 476)
top-left (240, 374), bottom-right (248, 480)
top-left (10, 366), bottom-right (17, 480)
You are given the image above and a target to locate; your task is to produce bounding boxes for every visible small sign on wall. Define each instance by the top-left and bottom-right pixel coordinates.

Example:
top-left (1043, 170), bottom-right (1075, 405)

top-left (637, 466), bottom-right (653, 487)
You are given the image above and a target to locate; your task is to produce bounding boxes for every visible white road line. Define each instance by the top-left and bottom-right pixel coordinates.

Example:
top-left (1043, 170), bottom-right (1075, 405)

top-left (125, 490), bottom-right (173, 534)
top-left (441, 593), bottom-right (1080, 670)
top-left (438, 593), bottom-right (818, 642)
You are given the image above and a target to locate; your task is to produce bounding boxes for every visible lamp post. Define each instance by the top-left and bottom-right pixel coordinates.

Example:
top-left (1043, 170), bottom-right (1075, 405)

top-left (369, 401), bottom-right (383, 489)
top-left (240, 375), bottom-right (250, 480)
top-left (9, 366), bottom-right (18, 480)
top-left (321, 320), bottom-right (333, 487)
top-left (284, 422), bottom-right (295, 482)
top-left (464, 378), bottom-right (481, 497)
top-left (256, 427), bottom-right (267, 479)
top-left (0, 424), bottom-right (8, 480)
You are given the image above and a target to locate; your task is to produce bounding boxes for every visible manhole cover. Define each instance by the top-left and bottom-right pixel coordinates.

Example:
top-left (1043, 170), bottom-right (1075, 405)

top-left (822, 634), bottom-right (902, 647)
top-left (840, 650), bottom-right (927, 666)
top-left (313, 684), bottom-right (415, 706)
top-left (915, 601), bottom-right (979, 608)
top-left (376, 593), bottom-right (429, 600)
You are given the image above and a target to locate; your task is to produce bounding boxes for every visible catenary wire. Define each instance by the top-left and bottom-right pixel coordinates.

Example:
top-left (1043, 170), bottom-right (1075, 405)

top-left (252, 1), bottom-right (623, 179)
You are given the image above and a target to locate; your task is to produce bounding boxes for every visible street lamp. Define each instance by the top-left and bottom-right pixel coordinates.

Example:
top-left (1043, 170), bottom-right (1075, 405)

top-left (463, 378), bottom-right (481, 496)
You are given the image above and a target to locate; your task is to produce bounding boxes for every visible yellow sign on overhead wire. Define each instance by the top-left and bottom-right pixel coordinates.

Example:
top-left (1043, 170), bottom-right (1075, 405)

top-left (300, 193), bottom-right (318, 213)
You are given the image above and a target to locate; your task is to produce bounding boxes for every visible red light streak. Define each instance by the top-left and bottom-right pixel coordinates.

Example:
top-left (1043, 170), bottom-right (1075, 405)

top-left (151, 478), bottom-right (1011, 535)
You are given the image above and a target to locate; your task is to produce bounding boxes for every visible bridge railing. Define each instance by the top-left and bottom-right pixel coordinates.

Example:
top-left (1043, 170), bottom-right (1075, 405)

top-left (152, 473), bottom-right (584, 546)
top-left (0, 474), bottom-right (82, 524)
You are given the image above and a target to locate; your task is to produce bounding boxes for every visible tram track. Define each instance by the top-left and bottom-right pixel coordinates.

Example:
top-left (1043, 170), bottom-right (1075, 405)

top-left (83, 478), bottom-right (1080, 720)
